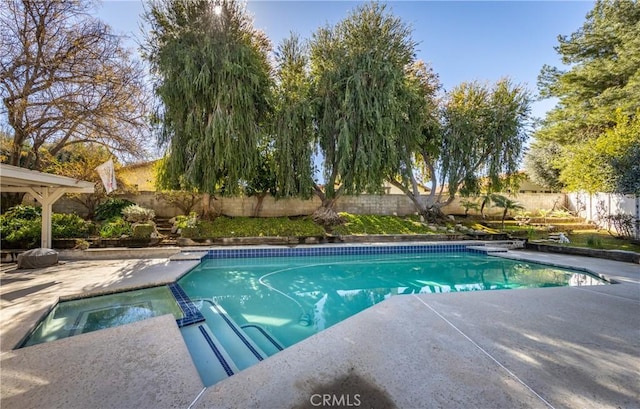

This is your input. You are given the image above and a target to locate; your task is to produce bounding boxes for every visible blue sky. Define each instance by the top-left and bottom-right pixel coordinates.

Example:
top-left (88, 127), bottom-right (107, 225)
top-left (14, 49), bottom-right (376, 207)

top-left (96, 0), bottom-right (595, 121)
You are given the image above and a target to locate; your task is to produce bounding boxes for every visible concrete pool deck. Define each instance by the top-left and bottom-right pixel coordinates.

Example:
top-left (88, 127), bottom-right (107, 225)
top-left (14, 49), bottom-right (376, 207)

top-left (0, 247), bottom-right (638, 408)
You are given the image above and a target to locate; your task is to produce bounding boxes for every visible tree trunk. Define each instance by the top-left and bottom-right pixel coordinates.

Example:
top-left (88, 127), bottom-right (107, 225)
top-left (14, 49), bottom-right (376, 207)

top-left (480, 197), bottom-right (488, 219)
top-left (1, 192), bottom-right (26, 213)
top-left (422, 205), bottom-right (448, 223)
top-left (253, 193), bottom-right (267, 217)
top-left (387, 178), bottom-right (449, 223)
top-left (201, 193), bottom-right (220, 220)
top-left (311, 197), bottom-right (344, 226)
top-left (501, 208), bottom-right (508, 230)
top-left (311, 184), bottom-right (345, 226)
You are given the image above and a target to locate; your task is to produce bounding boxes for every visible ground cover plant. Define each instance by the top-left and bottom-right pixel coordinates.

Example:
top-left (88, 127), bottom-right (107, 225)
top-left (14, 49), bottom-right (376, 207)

top-left (98, 217), bottom-right (133, 239)
top-left (180, 216), bottom-right (325, 239)
top-left (331, 214), bottom-right (437, 235)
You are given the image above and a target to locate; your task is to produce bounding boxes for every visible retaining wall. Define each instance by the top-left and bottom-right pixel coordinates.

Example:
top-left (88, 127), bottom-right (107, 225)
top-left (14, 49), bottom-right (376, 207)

top-left (47, 192), bottom-right (568, 219)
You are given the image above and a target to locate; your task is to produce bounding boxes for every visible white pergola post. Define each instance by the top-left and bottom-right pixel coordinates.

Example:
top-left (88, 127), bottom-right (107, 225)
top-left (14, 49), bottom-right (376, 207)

top-left (0, 164), bottom-right (95, 250)
top-left (27, 187), bottom-right (67, 248)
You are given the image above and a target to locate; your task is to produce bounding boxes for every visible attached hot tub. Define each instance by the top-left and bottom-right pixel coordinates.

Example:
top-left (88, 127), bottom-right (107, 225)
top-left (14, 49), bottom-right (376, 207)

top-left (18, 286), bottom-right (184, 348)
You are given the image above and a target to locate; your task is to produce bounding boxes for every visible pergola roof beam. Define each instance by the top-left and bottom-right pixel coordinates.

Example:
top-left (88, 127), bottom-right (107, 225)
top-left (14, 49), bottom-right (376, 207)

top-left (0, 164), bottom-right (95, 248)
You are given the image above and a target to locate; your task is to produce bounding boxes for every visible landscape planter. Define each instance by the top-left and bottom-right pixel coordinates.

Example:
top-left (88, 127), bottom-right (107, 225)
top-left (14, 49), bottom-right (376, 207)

top-left (52, 239), bottom-right (78, 249)
top-left (121, 238), bottom-right (161, 248)
top-left (525, 241), bottom-right (640, 264)
top-left (90, 237), bottom-right (160, 248)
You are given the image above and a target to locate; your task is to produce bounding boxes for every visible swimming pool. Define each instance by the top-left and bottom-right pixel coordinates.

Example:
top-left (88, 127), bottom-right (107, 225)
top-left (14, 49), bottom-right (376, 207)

top-left (17, 244), bottom-right (607, 387)
top-left (178, 247), bottom-right (606, 352)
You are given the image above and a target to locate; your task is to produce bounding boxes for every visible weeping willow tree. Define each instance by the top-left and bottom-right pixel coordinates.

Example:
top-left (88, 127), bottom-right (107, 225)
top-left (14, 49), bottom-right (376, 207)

top-left (387, 60), bottom-right (441, 216)
top-left (440, 80), bottom-right (531, 198)
top-left (271, 33), bottom-right (315, 199)
top-left (143, 0), bottom-right (272, 196)
top-left (309, 2), bottom-right (417, 224)
top-left (392, 79), bottom-right (532, 220)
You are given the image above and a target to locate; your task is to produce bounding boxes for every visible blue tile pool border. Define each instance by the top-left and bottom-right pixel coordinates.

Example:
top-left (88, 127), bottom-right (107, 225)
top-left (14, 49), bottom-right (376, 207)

top-left (169, 283), bottom-right (205, 327)
top-left (203, 244), bottom-right (472, 259)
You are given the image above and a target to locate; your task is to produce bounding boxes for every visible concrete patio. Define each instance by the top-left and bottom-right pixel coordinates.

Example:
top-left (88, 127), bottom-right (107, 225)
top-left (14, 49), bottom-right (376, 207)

top-left (1, 248), bottom-right (638, 408)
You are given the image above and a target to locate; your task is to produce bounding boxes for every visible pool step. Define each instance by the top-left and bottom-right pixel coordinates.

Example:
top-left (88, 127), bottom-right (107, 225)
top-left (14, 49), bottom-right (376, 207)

top-left (240, 324), bottom-right (284, 356)
top-left (179, 298), bottom-right (283, 387)
top-left (197, 299), bottom-right (267, 370)
top-left (180, 324), bottom-right (239, 386)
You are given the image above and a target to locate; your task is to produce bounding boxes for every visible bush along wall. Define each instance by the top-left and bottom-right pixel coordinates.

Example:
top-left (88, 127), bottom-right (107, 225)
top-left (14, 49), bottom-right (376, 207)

top-left (0, 205), bottom-right (92, 249)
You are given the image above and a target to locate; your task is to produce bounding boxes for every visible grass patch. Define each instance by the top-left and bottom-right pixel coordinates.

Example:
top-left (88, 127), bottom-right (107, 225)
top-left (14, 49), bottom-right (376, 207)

top-left (465, 222), bottom-right (500, 235)
top-left (505, 225), bottom-right (640, 252)
top-left (181, 216), bottom-right (325, 238)
top-left (565, 231), bottom-right (640, 253)
top-left (332, 214), bottom-right (436, 235)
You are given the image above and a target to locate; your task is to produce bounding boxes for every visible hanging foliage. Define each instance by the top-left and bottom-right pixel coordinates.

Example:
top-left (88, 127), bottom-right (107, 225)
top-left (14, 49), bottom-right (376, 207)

top-left (390, 78), bottom-right (532, 220)
top-left (309, 2), bottom-right (417, 207)
top-left (271, 33), bottom-right (315, 199)
top-left (144, 0), bottom-right (272, 195)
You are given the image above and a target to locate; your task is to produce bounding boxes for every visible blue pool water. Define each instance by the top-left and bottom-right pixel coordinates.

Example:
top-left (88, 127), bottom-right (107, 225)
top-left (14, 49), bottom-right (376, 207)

top-left (16, 245), bottom-right (609, 388)
top-left (178, 250), bottom-right (606, 351)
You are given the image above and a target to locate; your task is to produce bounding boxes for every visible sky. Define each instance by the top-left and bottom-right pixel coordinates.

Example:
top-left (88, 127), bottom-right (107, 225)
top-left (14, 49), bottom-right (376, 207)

top-left (95, 0), bottom-right (595, 122)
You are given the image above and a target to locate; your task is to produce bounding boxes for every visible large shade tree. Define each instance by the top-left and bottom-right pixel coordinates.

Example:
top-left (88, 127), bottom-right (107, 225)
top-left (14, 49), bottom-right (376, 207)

top-left (523, 140), bottom-right (565, 191)
top-left (308, 2), bottom-right (417, 223)
top-left (144, 0), bottom-right (272, 196)
top-left (560, 109), bottom-right (640, 195)
top-left (527, 0), bottom-right (640, 190)
top-left (391, 79), bottom-right (532, 219)
top-left (0, 0), bottom-right (149, 210)
top-left (0, 0), bottom-right (149, 168)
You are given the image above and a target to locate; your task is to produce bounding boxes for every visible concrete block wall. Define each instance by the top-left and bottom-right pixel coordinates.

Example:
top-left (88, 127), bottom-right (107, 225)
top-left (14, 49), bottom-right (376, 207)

top-left (443, 193), bottom-right (567, 217)
top-left (45, 192), bottom-right (568, 219)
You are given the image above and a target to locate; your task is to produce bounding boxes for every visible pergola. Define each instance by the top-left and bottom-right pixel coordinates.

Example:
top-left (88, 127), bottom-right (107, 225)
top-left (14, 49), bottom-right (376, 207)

top-left (0, 164), bottom-right (95, 249)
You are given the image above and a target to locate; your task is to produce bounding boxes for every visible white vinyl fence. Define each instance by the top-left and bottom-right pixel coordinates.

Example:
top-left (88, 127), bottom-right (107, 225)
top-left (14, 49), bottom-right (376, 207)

top-left (568, 192), bottom-right (640, 239)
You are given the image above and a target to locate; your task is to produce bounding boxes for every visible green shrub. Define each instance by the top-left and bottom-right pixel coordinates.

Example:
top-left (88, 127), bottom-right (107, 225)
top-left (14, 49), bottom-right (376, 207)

top-left (3, 205), bottom-right (41, 220)
top-left (121, 204), bottom-right (155, 223)
top-left (174, 212), bottom-right (198, 229)
top-left (95, 198), bottom-right (135, 221)
top-left (52, 213), bottom-right (92, 238)
top-left (132, 223), bottom-right (155, 239)
top-left (74, 239), bottom-right (90, 250)
top-left (0, 209), bottom-right (90, 247)
top-left (99, 217), bottom-right (132, 238)
top-left (550, 209), bottom-right (572, 218)
top-left (0, 217), bottom-right (40, 247)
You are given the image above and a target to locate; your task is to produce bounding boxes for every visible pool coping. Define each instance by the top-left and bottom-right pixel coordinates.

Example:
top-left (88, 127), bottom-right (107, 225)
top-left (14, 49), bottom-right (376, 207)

top-left (1, 242), bottom-right (638, 408)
